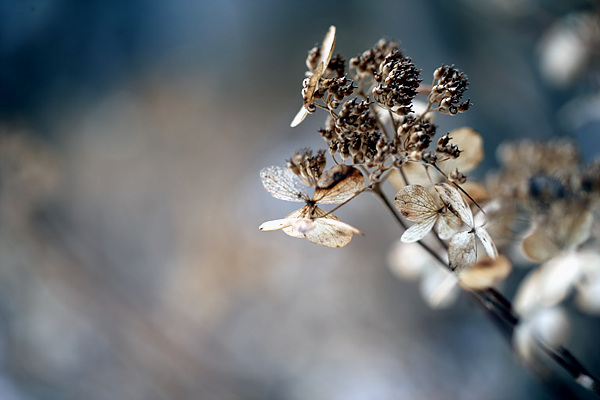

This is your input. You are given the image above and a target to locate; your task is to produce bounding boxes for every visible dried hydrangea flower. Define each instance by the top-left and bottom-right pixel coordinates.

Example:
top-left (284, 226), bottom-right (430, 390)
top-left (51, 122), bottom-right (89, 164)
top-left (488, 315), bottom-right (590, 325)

top-left (514, 251), bottom-right (600, 316)
top-left (259, 164), bottom-right (364, 247)
top-left (521, 200), bottom-right (593, 263)
top-left (435, 183), bottom-right (498, 271)
top-left (394, 184), bottom-right (462, 242)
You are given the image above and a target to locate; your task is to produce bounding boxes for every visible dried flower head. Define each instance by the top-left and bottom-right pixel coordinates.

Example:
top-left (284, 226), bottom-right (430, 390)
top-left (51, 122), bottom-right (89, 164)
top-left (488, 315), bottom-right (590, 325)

top-left (259, 164), bottom-right (364, 247)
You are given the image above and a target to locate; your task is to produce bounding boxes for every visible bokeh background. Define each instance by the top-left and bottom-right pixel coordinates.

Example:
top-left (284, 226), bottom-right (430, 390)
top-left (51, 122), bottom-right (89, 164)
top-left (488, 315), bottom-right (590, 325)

top-left (1, 0), bottom-right (599, 399)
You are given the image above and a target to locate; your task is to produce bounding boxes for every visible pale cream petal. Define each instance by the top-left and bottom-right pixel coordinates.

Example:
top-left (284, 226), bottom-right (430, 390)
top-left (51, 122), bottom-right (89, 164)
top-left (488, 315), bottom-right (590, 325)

top-left (394, 184), bottom-right (438, 222)
top-left (440, 127), bottom-right (484, 174)
top-left (387, 241), bottom-right (432, 281)
top-left (318, 25), bottom-right (337, 70)
top-left (290, 106), bottom-right (308, 127)
top-left (521, 227), bottom-right (560, 263)
top-left (459, 254), bottom-right (511, 290)
top-left (475, 227), bottom-right (498, 259)
top-left (514, 307), bottom-right (569, 365)
top-left (420, 267), bottom-right (460, 309)
top-left (282, 206), bottom-right (314, 238)
top-left (299, 206), bottom-right (360, 248)
top-left (448, 231), bottom-right (477, 271)
top-left (435, 183), bottom-right (474, 227)
top-left (401, 215), bottom-right (437, 243)
top-left (437, 210), bottom-right (462, 240)
top-left (259, 218), bottom-right (295, 232)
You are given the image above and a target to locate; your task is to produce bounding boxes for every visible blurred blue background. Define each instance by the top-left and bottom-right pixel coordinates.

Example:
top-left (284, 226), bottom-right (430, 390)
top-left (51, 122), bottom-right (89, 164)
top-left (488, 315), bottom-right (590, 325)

top-left (0, 1), bottom-right (599, 399)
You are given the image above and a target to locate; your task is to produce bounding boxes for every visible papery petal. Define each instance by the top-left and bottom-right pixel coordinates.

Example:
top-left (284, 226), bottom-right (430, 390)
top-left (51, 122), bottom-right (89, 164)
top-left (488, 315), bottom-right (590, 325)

top-left (475, 227), bottom-right (498, 259)
top-left (259, 218), bottom-right (296, 232)
top-left (387, 241), bottom-right (430, 281)
top-left (401, 215), bottom-right (437, 243)
top-left (521, 227), bottom-right (560, 263)
top-left (459, 254), bottom-right (511, 290)
top-left (280, 206), bottom-right (361, 248)
top-left (437, 210), bottom-right (463, 240)
top-left (435, 183), bottom-right (474, 227)
top-left (439, 127), bottom-right (484, 174)
top-left (313, 165), bottom-right (364, 204)
top-left (448, 231), bottom-right (476, 271)
top-left (514, 307), bottom-right (569, 365)
top-left (260, 166), bottom-right (309, 202)
top-left (515, 253), bottom-right (582, 315)
top-left (290, 106), bottom-right (309, 128)
top-left (394, 184), bottom-right (438, 222)
top-left (420, 267), bottom-right (460, 309)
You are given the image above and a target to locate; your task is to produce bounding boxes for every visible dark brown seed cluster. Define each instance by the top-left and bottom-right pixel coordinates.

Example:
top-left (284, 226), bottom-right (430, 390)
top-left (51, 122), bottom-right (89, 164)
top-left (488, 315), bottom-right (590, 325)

top-left (430, 65), bottom-right (471, 115)
top-left (349, 38), bottom-right (399, 82)
top-left (372, 50), bottom-right (422, 115)
top-left (287, 148), bottom-right (327, 186)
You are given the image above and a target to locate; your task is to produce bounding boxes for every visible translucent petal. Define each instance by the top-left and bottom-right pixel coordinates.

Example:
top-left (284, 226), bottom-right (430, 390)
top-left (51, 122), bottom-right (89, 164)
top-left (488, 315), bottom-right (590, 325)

top-left (515, 254), bottom-right (582, 315)
top-left (283, 206), bottom-right (360, 248)
top-left (576, 275), bottom-right (600, 314)
top-left (439, 127), bottom-right (484, 174)
top-left (475, 227), bottom-right (498, 259)
top-left (437, 210), bottom-right (462, 240)
top-left (401, 215), bottom-right (437, 243)
top-left (459, 254), bottom-right (511, 290)
top-left (387, 241), bottom-right (431, 281)
top-left (435, 183), bottom-right (474, 227)
top-left (394, 184), bottom-right (438, 222)
top-left (514, 307), bottom-right (569, 364)
top-left (260, 166), bottom-right (308, 202)
top-left (420, 267), bottom-right (460, 309)
top-left (313, 165), bottom-right (364, 204)
top-left (448, 231), bottom-right (476, 271)
top-left (521, 227), bottom-right (559, 263)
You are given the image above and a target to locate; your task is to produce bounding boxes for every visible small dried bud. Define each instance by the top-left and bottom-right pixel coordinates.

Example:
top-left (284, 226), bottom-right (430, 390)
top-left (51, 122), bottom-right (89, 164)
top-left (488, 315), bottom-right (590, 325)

top-left (449, 168), bottom-right (467, 184)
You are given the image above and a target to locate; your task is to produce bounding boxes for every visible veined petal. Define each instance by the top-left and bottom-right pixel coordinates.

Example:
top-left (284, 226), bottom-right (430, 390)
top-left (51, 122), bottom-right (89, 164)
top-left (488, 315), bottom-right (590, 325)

top-left (260, 166), bottom-right (308, 202)
top-left (448, 231), bottom-right (476, 271)
top-left (435, 183), bottom-right (474, 227)
top-left (401, 215), bottom-right (437, 243)
top-left (475, 227), bottom-right (498, 259)
top-left (313, 165), bottom-right (364, 204)
top-left (394, 184), bottom-right (438, 222)
top-left (437, 210), bottom-right (463, 240)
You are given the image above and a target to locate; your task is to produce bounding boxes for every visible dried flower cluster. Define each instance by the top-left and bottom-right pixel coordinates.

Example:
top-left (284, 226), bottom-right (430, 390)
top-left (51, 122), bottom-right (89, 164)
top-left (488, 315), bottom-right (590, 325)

top-left (259, 25), bottom-right (600, 394)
